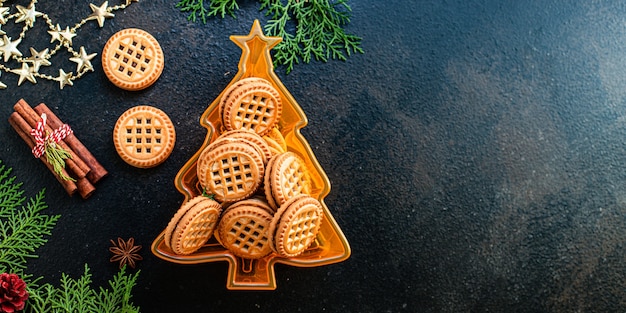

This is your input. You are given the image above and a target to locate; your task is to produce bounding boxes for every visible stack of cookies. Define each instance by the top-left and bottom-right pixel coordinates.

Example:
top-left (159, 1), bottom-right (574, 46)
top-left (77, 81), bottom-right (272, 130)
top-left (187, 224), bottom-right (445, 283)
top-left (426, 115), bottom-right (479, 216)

top-left (164, 77), bottom-right (324, 260)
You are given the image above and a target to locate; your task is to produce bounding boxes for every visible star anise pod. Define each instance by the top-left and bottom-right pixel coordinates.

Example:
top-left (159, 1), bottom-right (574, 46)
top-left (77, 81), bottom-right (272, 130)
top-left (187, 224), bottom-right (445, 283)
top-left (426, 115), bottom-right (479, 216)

top-left (109, 237), bottom-right (142, 269)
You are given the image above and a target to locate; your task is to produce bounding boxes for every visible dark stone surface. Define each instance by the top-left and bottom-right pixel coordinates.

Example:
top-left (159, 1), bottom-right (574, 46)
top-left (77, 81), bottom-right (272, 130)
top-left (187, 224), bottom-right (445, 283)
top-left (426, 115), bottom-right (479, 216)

top-left (2, 0), bottom-right (626, 311)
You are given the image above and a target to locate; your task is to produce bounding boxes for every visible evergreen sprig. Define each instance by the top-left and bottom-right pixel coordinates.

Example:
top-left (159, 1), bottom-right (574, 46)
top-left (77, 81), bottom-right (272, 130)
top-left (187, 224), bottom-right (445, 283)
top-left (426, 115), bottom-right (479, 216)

top-left (0, 163), bottom-right (24, 218)
top-left (176, 0), bottom-right (363, 73)
top-left (0, 160), bottom-right (141, 313)
top-left (0, 161), bottom-right (59, 274)
top-left (176, 0), bottom-right (209, 23)
top-left (44, 141), bottom-right (75, 182)
top-left (25, 265), bottom-right (140, 313)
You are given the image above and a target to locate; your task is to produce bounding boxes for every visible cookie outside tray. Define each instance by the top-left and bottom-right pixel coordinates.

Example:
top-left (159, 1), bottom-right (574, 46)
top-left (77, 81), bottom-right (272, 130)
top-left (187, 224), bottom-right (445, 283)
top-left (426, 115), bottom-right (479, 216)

top-left (113, 105), bottom-right (175, 168)
top-left (102, 28), bottom-right (164, 91)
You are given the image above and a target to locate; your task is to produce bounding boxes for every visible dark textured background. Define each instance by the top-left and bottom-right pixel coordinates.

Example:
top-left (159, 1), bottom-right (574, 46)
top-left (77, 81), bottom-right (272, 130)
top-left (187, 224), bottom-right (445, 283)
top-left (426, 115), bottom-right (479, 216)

top-left (2, 0), bottom-right (626, 312)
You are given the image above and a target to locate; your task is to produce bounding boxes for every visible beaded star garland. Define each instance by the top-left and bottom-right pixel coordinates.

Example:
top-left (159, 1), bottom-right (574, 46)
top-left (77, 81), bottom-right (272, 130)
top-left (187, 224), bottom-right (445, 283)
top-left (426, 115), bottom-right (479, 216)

top-left (0, 0), bottom-right (139, 89)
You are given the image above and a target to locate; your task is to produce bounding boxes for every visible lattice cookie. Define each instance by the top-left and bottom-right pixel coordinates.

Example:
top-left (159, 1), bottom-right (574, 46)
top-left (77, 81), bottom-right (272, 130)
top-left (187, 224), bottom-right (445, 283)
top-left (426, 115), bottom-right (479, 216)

top-left (269, 195), bottom-right (323, 258)
top-left (220, 77), bottom-right (282, 136)
top-left (196, 141), bottom-right (265, 202)
top-left (265, 151), bottom-right (312, 210)
top-left (217, 199), bottom-right (274, 259)
top-left (165, 196), bottom-right (222, 255)
top-left (113, 105), bottom-right (175, 168)
top-left (102, 28), bottom-right (164, 91)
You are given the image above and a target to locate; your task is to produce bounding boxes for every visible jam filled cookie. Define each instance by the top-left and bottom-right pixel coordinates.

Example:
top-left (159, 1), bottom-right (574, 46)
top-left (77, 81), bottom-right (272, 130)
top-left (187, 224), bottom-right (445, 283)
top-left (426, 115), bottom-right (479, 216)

top-left (113, 105), bottom-right (175, 168)
top-left (102, 28), bottom-right (164, 91)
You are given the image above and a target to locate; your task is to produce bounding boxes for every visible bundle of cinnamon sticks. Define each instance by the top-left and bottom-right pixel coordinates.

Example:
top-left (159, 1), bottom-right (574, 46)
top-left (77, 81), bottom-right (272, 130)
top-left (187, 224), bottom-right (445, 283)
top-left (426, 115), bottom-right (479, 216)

top-left (8, 99), bottom-right (108, 199)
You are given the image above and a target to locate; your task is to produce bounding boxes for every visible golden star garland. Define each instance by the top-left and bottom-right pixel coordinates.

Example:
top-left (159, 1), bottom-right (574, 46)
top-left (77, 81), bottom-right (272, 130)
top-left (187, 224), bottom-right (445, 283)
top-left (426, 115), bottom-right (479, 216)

top-left (0, 0), bottom-right (139, 89)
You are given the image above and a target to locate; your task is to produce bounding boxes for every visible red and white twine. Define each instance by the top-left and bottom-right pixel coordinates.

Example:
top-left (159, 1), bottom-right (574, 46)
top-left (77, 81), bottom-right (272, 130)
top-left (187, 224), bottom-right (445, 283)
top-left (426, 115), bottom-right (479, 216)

top-left (30, 113), bottom-right (73, 158)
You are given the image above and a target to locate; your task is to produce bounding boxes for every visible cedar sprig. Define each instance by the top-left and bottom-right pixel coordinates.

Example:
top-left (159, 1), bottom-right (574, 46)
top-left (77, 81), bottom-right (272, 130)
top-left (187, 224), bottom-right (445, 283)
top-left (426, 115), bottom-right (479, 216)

top-left (44, 140), bottom-right (75, 182)
top-left (176, 0), bottom-right (363, 73)
top-left (25, 265), bottom-right (141, 313)
top-left (95, 265), bottom-right (141, 313)
top-left (208, 0), bottom-right (239, 19)
top-left (0, 161), bottom-right (141, 312)
top-left (0, 174), bottom-right (60, 272)
top-left (0, 163), bottom-right (24, 218)
top-left (176, 0), bottom-right (210, 23)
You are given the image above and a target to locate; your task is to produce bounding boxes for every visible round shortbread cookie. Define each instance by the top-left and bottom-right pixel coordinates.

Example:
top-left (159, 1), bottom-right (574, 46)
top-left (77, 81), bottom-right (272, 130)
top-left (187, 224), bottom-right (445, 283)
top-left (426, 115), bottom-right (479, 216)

top-left (220, 129), bottom-right (272, 163)
top-left (221, 79), bottom-right (282, 136)
top-left (269, 152), bottom-right (312, 206)
top-left (165, 196), bottom-right (222, 255)
top-left (264, 138), bottom-right (285, 156)
top-left (102, 28), bottom-right (164, 91)
top-left (219, 77), bottom-right (272, 123)
top-left (196, 137), bottom-right (237, 189)
top-left (197, 141), bottom-right (265, 202)
top-left (218, 203), bottom-right (274, 259)
top-left (263, 127), bottom-right (287, 154)
top-left (164, 195), bottom-right (209, 250)
top-left (226, 197), bottom-right (275, 215)
top-left (269, 195), bottom-right (323, 258)
top-left (197, 135), bottom-right (266, 193)
top-left (263, 154), bottom-right (279, 210)
top-left (113, 105), bottom-right (175, 168)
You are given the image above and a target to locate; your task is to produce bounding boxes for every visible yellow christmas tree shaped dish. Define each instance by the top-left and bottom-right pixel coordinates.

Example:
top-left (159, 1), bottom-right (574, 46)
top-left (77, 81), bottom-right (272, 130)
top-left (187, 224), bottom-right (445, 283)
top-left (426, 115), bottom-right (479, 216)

top-left (151, 20), bottom-right (351, 290)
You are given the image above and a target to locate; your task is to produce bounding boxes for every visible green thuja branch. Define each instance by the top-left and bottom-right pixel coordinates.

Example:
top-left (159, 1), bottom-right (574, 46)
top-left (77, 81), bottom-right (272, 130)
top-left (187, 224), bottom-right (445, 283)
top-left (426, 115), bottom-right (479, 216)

top-left (44, 141), bottom-right (75, 182)
top-left (176, 0), bottom-right (209, 23)
top-left (95, 266), bottom-right (141, 313)
top-left (50, 265), bottom-right (99, 312)
top-left (26, 265), bottom-right (140, 313)
top-left (0, 160), bottom-right (141, 312)
top-left (176, 0), bottom-right (363, 73)
top-left (0, 164), bottom-right (59, 273)
top-left (208, 0), bottom-right (239, 18)
top-left (0, 163), bottom-right (24, 218)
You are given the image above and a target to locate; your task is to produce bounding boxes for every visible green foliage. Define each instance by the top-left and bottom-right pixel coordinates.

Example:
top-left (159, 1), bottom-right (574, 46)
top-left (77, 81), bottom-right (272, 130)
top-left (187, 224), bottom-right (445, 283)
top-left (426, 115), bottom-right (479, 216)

top-left (25, 265), bottom-right (141, 313)
top-left (175, 0), bottom-right (363, 73)
top-left (0, 160), bottom-right (141, 313)
top-left (44, 143), bottom-right (75, 182)
top-left (0, 163), bottom-right (24, 217)
top-left (0, 162), bottom-right (59, 273)
top-left (176, 0), bottom-right (209, 23)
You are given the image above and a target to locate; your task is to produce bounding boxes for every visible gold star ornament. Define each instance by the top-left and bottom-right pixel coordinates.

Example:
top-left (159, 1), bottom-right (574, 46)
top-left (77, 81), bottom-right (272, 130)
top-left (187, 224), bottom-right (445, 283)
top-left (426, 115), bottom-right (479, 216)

top-left (0, 35), bottom-right (22, 62)
top-left (14, 4), bottom-right (43, 27)
top-left (87, 1), bottom-right (115, 28)
top-left (70, 46), bottom-right (97, 72)
top-left (230, 19), bottom-right (282, 73)
top-left (0, 6), bottom-right (10, 24)
top-left (26, 47), bottom-right (51, 72)
top-left (0, 0), bottom-right (138, 89)
top-left (56, 69), bottom-right (73, 89)
top-left (10, 63), bottom-right (36, 86)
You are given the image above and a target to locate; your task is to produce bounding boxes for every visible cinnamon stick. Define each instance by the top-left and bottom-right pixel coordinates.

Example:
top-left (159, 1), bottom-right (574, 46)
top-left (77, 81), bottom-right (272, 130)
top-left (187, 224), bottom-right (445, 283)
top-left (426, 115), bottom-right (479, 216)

top-left (8, 112), bottom-right (78, 196)
top-left (34, 103), bottom-right (108, 183)
top-left (76, 177), bottom-right (96, 199)
top-left (14, 99), bottom-right (90, 179)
